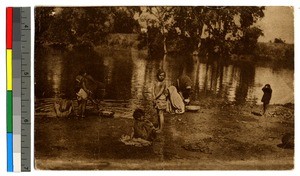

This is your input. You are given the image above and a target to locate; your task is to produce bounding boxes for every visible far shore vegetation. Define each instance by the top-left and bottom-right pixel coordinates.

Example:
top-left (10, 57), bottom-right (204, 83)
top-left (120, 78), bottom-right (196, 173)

top-left (35, 7), bottom-right (293, 63)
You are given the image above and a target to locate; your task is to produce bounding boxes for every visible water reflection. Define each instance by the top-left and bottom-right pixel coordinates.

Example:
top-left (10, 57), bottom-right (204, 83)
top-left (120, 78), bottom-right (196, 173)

top-left (234, 63), bottom-right (255, 104)
top-left (35, 47), bottom-right (294, 105)
top-left (104, 51), bottom-right (133, 100)
top-left (47, 55), bottom-right (62, 97)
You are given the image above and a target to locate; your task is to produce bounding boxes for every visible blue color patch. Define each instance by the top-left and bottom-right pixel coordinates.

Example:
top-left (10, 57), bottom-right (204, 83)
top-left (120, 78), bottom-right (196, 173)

top-left (7, 133), bottom-right (13, 172)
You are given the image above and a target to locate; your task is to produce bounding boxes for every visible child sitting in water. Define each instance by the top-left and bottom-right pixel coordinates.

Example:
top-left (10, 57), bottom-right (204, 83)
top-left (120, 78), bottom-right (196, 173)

top-left (132, 108), bottom-right (157, 141)
top-left (120, 108), bottom-right (157, 147)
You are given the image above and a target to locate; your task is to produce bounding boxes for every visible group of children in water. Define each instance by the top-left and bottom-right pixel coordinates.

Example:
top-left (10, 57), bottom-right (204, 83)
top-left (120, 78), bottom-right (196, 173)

top-left (121, 69), bottom-right (188, 146)
top-left (131, 69), bottom-right (273, 143)
top-left (54, 68), bottom-right (273, 144)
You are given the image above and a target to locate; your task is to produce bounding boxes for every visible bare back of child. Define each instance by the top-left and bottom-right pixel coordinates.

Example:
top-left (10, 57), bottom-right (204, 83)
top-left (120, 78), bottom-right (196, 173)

top-left (132, 108), bottom-right (157, 141)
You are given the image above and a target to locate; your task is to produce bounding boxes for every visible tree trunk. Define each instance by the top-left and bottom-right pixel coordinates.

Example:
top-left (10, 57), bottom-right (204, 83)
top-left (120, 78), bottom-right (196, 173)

top-left (163, 35), bottom-right (167, 54)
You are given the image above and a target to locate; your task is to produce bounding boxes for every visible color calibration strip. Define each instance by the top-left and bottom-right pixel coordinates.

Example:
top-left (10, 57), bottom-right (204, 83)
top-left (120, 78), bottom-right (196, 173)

top-left (6, 7), bottom-right (31, 172)
top-left (7, 7), bottom-right (13, 172)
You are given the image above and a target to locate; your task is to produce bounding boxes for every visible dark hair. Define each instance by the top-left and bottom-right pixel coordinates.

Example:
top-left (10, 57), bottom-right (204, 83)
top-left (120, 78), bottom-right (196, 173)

top-left (133, 108), bottom-right (145, 120)
top-left (156, 69), bottom-right (166, 79)
top-left (265, 84), bottom-right (271, 88)
top-left (79, 69), bottom-right (87, 76)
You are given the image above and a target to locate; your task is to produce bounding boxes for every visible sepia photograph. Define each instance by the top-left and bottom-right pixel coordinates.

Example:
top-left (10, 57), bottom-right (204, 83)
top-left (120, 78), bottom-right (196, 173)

top-left (34, 6), bottom-right (294, 170)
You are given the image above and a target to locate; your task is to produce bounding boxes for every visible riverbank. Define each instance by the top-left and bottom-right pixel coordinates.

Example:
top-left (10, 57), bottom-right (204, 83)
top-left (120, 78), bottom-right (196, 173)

top-left (34, 98), bottom-right (294, 170)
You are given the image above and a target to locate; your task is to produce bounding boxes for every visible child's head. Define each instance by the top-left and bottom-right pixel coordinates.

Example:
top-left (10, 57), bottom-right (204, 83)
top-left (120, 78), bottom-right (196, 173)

top-left (156, 69), bottom-right (166, 82)
top-left (76, 75), bottom-right (83, 83)
top-left (133, 108), bottom-right (145, 121)
top-left (265, 84), bottom-right (271, 88)
top-left (79, 69), bottom-right (87, 76)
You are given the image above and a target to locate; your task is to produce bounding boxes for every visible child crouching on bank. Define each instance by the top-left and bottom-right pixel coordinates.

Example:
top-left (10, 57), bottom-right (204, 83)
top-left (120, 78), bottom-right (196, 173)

top-left (131, 108), bottom-right (157, 141)
top-left (120, 108), bottom-right (158, 147)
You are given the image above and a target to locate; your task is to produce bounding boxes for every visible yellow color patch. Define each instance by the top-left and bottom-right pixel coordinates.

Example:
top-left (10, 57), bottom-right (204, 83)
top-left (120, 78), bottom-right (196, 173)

top-left (7, 49), bottom-right (12, 90)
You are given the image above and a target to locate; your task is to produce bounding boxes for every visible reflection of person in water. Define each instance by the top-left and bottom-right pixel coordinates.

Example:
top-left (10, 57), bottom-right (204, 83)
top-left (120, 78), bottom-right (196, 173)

top-left (261, 84), bottom-right (272, 114)
top-left (176, 74), bottom-right (192, 105)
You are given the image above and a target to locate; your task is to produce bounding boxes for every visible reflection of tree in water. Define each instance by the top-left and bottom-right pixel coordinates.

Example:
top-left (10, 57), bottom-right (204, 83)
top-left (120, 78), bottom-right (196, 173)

top-left (130, 51), bottom-right (147, 103)
top-left (35, 46), bottom-right (52, 98)
top-left (201, 59), bottom-right (224, 97)
top-left (36, 47), bottom-right (260, 105)
top-left (62, 49), bottom-right (106, 99)
top-left (234, 63), bottom-right (255, 104)
top-left (210, 61), bottom-right (220, 95)
top-left (105, 51), bottom-right (133, 100)
top-left (163, 54), bottom-right (187, 86)
top-left (35, 46), bottom-right (106, 99)
top-left (142, 58), bottom-right (162, 121)
top-left (189, 56), bottom-right (255, 103)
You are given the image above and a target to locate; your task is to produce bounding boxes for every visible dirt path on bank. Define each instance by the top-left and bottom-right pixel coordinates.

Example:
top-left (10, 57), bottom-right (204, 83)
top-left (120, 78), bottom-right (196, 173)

top-left (34, 99), bottom-right (294, 170)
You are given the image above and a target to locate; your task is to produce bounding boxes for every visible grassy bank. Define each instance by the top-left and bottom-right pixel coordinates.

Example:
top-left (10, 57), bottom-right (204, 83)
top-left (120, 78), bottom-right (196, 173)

top-left (35, 97), bottom-right (294, 170)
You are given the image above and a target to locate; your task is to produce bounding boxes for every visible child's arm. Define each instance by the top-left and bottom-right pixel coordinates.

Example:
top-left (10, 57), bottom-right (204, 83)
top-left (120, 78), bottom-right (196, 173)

top-left (154, 82), bottom-right (166, 100)
top-left (130, 128), bottom-right (134, 139)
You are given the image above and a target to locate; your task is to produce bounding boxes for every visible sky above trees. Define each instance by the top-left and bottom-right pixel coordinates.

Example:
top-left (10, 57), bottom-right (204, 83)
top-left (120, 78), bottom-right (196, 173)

top-left (256, 6), bottom-right (294, 44)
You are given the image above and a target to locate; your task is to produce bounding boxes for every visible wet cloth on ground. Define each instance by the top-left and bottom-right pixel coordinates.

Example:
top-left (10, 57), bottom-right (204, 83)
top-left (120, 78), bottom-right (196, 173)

top-left (120, 135), bottom-right (152, 147)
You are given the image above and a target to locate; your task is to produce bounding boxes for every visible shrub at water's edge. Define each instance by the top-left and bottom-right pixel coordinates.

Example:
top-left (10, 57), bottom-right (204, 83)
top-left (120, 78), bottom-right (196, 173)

top-left (254, 42), bottom-right (294, 61)
top-left (94, 34), bottom-right (294, 63)
top-left (37, 32), bottom-right (294, 67)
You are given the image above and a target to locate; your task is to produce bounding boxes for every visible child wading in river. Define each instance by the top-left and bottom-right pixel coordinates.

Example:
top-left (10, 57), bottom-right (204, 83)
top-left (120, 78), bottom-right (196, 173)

top-left (76, 87), bottom-right (88, 118)
top-left (75, 71), bottom-right (105, 117)
top-left (153, 69), bottom-right (168, 132)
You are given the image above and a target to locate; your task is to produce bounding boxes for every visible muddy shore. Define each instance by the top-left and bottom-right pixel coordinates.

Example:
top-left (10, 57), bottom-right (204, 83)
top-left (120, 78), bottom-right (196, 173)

top-left (35, 98), bottom-right (294, 170)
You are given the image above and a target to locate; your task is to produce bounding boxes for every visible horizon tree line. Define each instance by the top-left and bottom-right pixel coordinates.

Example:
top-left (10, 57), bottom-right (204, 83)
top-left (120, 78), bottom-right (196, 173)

top-left (35, 6), bottom-right (265, 56)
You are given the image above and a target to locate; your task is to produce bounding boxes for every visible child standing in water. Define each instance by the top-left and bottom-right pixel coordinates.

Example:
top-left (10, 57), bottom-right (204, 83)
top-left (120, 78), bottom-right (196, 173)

top-left (76, 87), bottom-right (88, 118)
top-left (261, 84), bottom-right (272, 115)
top-left (153, 69), bottom-right (167, 132)
top-left (75, 70), bottom-right (105, 116)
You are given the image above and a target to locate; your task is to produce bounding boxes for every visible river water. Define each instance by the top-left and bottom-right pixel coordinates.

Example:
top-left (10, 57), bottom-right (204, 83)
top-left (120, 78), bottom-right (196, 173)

top-left (34, 46), bottom-right (294, 168)
top-left (35, 47), bottom-right (294, 105)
